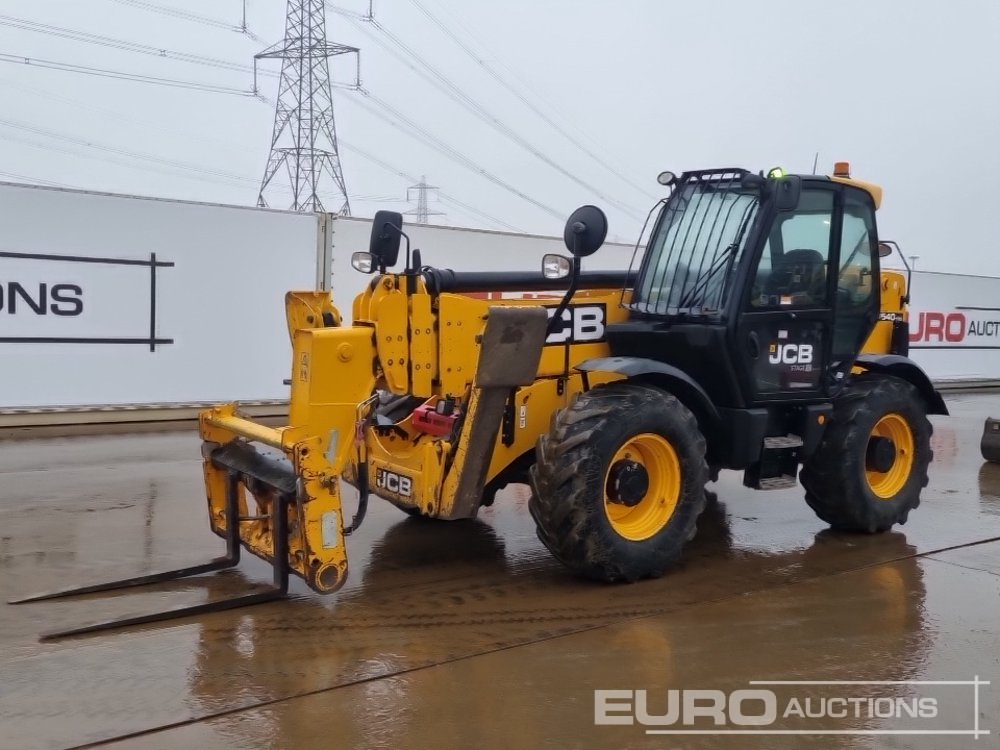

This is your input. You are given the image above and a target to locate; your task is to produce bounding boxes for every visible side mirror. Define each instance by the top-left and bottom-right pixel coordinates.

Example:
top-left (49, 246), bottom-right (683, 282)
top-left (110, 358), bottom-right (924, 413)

top-left (351, 251), bottom-right (375, 274)
top-left (772, 175), bottom-right (802, 211)
top-left (369, 210), bottom-right (403, 268)
top-left (657, 170), bottom-right (676, 186)
top-left (563, 205), bottom-right (608, 258)
top-left (878, 242), bottom-right (893, 258)
top-left (542, 253), bottom-right (572, 280)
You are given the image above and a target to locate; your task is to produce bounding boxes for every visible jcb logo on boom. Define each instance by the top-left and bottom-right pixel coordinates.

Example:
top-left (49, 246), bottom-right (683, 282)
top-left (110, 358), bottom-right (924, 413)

top-left (769, 343), bottom-right (813, 365)
top-left (545, 303), bottom-right (607, 345)
top-left (375, 468), bottom-right (412, 497)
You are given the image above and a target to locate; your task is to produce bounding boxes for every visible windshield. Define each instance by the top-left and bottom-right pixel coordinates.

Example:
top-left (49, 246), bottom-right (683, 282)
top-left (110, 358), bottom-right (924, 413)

top-left (631, 172), bottom-right (760, 315)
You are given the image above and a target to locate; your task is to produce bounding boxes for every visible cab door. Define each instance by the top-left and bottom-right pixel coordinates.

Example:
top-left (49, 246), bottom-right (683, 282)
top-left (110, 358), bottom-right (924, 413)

top-left (735, 185), bottom-right (839, 404)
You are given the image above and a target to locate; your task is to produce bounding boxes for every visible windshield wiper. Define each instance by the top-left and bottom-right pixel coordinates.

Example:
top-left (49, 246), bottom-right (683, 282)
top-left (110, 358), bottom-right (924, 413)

top-left (677, 243), bottom-right (738, 309)
top-left (677, 199), bottom-right (758, 310)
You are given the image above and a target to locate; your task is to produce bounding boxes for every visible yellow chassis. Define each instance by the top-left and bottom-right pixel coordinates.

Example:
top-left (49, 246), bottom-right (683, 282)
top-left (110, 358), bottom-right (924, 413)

top-left (198, 269), bottom-right (908, 594)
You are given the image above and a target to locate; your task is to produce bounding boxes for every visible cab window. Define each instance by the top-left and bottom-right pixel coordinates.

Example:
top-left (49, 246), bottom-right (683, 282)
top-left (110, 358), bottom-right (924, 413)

top-left (831, 190), bottom-right (879, 361)
top-left (750, 189), bottom-right (833, 308)
top-left (837, 199), bottom-right (876, 309)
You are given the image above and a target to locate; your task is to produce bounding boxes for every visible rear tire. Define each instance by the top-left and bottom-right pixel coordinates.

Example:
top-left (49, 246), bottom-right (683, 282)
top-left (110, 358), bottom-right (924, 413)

top-left (528, 382), bottom-right (709, 582)
top-left (800, 374), bottom-right (933, 533)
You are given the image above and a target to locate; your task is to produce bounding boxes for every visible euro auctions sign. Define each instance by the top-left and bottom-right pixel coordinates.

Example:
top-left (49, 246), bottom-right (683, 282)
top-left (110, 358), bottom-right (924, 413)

top-left (594, 679), bottom-right (991, 739)
top-left (900, 270), bottom-right (1000, 381)
top-left (906, 269), bottom-right (1000, 351)
top-left (909, 310), bottom-right (1000, 347)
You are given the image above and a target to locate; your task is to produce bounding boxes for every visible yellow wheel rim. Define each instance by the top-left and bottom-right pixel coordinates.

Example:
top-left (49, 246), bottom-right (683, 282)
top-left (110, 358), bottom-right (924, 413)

top-left (866, 413), bottom-right (915, 499)
top-left (603, 433), bottom-right (681, 541)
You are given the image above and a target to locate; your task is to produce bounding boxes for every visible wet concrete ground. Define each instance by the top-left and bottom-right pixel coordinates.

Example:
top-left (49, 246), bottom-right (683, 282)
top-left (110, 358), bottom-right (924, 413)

top-left (1, 393), bottom-right (998, 750)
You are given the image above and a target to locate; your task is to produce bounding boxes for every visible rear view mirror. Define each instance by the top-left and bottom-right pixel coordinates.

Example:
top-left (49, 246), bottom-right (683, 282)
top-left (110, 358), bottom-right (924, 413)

top-left (542, 253), bottom-right (572, 280)
top-left (878, 242), bottom-right (893, 258)
top-left (369, 210), bottom-right (403, 268)
top-left (351, 251), bottom-right (375, 274)
top-left (563, 205), bottom-right (608, 258)
top-left (772, 175), bottom-right (802, 211)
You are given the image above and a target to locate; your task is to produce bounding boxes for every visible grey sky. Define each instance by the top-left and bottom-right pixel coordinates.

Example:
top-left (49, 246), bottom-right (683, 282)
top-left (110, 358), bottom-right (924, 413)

top-left (2, 0), bottom-right (998, 274)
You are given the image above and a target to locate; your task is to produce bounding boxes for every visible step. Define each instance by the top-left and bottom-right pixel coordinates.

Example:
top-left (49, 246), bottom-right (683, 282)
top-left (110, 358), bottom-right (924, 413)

top-left (757, 475), bottom-right (798, 490)
top-left (763, 435), bottom-right (804, 450)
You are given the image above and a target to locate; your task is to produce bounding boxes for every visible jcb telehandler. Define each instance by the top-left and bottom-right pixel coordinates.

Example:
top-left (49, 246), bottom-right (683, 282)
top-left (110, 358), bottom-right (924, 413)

top-left (14, 162), bottom-right (947, 639)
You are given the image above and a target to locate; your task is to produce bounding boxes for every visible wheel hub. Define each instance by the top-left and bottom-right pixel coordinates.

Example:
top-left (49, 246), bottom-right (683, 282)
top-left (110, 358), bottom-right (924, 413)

top-left (608, 459), bottom-right (649, 507)
top-left (865, 412), bottom-right (916, 499)
top-left (866, 435), bottom-right (897, 473)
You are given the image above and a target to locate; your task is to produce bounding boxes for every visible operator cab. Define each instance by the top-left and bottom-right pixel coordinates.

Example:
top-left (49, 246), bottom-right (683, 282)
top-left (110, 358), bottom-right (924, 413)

top-left (609, 164), bottom-right (885, 409)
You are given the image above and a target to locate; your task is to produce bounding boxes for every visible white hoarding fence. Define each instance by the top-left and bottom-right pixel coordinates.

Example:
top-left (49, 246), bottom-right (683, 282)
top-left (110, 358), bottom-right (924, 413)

top-left (0, 182), bottom-right (322, 409)
top-left (2, 183), bottom-right (997, 415)
top-left (905, 270), bottom-right (1000, 383)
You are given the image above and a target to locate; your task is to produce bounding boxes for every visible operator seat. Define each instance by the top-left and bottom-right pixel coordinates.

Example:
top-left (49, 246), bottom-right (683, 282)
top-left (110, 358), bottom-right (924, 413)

top-left (765, 248), bottom-right (827, 304)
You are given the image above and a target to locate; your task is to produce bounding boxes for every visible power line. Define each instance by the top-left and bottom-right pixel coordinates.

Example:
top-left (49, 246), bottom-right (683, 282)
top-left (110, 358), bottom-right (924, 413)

top-left (416, 0), bottom-right (649, 190)
top-left (0, 126), bottom-right (412, 208)
top-left (0, 27), bottom-right (538, 231)
top-left (0, 169), bottom-right (77, 189)
top-left (0, 14), bottom-right (276, 80)
top-left (406, 0), bottom-right (657, 203)
top-left (108, 0), bottom-right (263, 42)
top-left (0, 74), bottom-right (259, 152)
top-left (2, 125), bottom-right (521, 232)
top-left (0, 126), bottom-right (329, 203)
top-left (347, 88), bottom-right (565, 221)
top-left (334, 7), bottom-right (644, 221)
top-left (335, 134), bottom-right (523, 231)
top-left (0, 53), bottom-right (258, 96)
top-left (0, 116), bottom-right (262, 184)
top-left (0, 9), bottom-right (614, 228)
top-left (0, 130), bottom-right (259, 190)
top-left (0, 106), bottom-right (524, 232)
top-left (0, 76), bottom-right (518, 229)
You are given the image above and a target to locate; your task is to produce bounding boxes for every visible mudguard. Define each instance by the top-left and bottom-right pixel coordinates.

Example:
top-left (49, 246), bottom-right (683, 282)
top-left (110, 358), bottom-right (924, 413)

top-left (575, 356), bottom-right (721, 435)
top-left (854, 354), bottom-right (949, 416)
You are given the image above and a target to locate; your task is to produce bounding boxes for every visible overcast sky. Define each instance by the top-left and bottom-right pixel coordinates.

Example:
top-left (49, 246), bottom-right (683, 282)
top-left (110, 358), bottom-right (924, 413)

top-left (2, 0), bottom-right (999, 274)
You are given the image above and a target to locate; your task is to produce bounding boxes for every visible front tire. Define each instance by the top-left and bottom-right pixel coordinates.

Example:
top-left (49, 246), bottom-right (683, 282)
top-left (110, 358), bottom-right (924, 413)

top-left (800, 374), bottom-right (933, 533)
top-left (528, 382), bottom-right (709, 582)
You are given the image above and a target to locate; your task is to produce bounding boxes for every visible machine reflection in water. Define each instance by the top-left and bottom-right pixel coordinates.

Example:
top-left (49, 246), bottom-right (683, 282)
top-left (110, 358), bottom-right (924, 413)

top-left (183, 496), bottom-right (931, 749)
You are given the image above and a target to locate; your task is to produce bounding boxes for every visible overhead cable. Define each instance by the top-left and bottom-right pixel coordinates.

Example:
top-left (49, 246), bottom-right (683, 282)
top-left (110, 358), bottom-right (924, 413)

top-left (406, 0), bottom-right (656, 202)
top-left (0, 53), bottom-right (258, 96)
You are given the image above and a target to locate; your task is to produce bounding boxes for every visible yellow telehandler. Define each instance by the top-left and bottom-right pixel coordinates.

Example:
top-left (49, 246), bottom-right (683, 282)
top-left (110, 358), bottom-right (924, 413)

top-left (14, 163), bottom-right (947, 639)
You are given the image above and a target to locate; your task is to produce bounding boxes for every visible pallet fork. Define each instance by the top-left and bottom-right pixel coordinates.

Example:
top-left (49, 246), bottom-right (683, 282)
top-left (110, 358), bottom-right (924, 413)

top-left (9, 470), bottom-right (291, 641)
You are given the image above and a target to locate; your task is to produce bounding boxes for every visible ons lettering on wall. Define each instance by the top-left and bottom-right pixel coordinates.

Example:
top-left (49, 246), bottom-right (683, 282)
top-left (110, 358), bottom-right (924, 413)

top-left (0, 250), bottom-right (173, 350)
top-left (0, 282), bottom-right (83, 316)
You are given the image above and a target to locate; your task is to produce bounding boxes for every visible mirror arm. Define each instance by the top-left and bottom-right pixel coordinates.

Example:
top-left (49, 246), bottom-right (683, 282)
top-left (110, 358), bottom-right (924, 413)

top-left (379, 221), bottom-right (410, 273)
top-left (407, 248), bottom-right (421, 295)
top-left (545, 236), bottom-right (583, 338)
top-left (900, 249), bottom-right (912, 306)
top-left (881, 240), bottom-right (912, 305)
